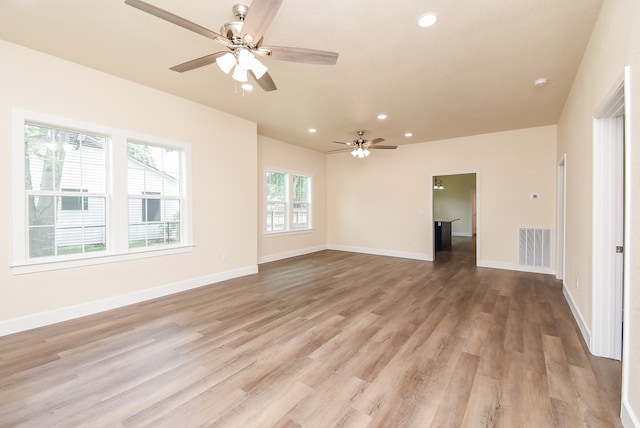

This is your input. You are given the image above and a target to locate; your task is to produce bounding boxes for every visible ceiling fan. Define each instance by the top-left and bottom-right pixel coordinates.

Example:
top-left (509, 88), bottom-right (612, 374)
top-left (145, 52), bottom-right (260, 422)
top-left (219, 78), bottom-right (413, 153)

top-left (330, 131), bottom-right (398, 158)
top-left (124, 0), bottom-right (339, 91)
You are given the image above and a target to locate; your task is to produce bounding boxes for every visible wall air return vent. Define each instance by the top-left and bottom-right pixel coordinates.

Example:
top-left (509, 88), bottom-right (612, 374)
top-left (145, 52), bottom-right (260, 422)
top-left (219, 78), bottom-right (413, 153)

top-left (518, 228), bottom-right (552, 268)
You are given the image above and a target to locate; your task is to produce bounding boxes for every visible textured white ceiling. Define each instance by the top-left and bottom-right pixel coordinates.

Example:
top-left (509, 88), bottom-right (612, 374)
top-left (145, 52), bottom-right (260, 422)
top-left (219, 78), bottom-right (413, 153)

top-left (0, 0), bottom-right (602, 152)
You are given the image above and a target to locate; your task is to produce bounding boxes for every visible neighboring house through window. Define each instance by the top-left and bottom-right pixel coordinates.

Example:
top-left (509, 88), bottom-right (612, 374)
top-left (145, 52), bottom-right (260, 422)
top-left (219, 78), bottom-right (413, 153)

top-left (61, 189), bottom-right (89, 211)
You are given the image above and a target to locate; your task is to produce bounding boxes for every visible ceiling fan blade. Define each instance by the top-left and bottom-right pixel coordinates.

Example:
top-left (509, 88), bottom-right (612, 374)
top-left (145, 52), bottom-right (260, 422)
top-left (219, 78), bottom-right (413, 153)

top-left (368, 137), bottom-right (385, 145)
top-left (331, 140), bottom-right (351, 145)
top-left (170, 52), bottom-right (227, 72)
top-left (125, 0), bottom-right (229, 44)
top-left (240, 0), bottom-right (283, 45)
top-left (260, 46), bottom-right (339, 65)
top-left (369, 145), bottom-right (398, 149)
top-left (250, 70), bottom-right (277, 91)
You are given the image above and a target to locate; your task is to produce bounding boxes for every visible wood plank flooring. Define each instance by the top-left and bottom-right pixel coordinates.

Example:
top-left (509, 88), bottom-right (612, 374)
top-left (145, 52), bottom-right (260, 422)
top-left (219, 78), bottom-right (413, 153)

top-left (0, 238), bottom-right (622, 427)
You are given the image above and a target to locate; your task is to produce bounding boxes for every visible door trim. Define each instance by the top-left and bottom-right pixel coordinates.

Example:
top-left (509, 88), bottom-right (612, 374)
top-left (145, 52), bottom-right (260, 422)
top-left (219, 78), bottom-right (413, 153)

top-left (556, 154), bottom-right (566, 282)
top-left (591, 70), bottom-right (627, 360)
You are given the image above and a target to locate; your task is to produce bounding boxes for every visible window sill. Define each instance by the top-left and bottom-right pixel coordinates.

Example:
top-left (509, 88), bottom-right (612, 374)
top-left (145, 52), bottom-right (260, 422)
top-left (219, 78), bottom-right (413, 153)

top-left (263, 229), bottom-right (315, 238)
top-left (11, 244), bottom-right (194, 275)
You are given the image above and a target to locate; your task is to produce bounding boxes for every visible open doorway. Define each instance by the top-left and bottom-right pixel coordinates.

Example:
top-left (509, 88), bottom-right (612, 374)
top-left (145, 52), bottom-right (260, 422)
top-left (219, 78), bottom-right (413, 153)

top-left (432, 173), bottom-right (477, 262)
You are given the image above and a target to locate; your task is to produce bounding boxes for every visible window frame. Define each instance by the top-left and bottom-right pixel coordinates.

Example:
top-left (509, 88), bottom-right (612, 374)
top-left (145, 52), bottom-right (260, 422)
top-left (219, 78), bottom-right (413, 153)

top-left (263, 167), bottom-right (313, 235)
top-left (11, 109), bottom-right (193, 275)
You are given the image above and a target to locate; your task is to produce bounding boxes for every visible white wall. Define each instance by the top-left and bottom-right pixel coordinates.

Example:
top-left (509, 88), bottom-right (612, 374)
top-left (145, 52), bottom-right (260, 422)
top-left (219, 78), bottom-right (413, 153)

top-left (257, 135), bottom-right (327, 263)
top-left (0, 40), bottom-right (258, 328)
top-left (327, 125), bottom-right (557, 269)
top-left (556, 0), bottom-right (640, 424)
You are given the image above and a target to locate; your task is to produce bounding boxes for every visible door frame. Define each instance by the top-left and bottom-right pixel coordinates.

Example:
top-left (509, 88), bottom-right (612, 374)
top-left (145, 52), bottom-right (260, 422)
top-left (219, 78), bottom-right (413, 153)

top-left (431, 170), bottom-right (479, 262)
top-left (591, 68), bottom-right (629, 360)
top-left (556, 154), bottom-right (566, 282)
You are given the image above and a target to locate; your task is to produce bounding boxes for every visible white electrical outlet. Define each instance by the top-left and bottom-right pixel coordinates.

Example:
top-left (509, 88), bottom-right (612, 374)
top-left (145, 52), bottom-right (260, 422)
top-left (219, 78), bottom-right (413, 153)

top-left (575, 277), bottom-right (579, 290)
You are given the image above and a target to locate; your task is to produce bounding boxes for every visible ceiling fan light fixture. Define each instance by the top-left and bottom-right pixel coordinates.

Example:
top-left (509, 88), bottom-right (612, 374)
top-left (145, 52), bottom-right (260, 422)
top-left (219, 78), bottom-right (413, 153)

top-left (232, 64), bottom-right (248, 82)
top-left (237, 48), bottom-right (268, 79)
top-left (251, 57), bottom-right (269, 79)
top-left (363, 148), bottom-right (370, 157)
top-left (216, 52), bottom-right (236, 74)
top-left (351, 149), bottom-right (358, 157)
top-left (237, 49), bottom-right (254, 69)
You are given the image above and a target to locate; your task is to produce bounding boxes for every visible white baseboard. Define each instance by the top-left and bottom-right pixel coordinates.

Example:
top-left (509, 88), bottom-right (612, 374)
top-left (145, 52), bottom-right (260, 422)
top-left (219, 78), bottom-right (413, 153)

top-left (562, 283), bottom-right (592, 349)
top-left (0, 265), bottom-right (258, 337)
top-left (452, 232), bottom-right (473, 237)
top-left (477, 259), bottom-right (555, 275)
top-left (257, 245), bottom-right (328, 264)
top-left (327, 244), bottom-right (432, 262)
top-left (622, 400), bottom-right (640, 427)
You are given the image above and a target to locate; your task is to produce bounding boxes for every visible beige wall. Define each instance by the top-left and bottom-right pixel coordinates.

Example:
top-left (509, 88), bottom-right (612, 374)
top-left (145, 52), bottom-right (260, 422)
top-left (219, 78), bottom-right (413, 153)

top-left (327, 126), bottom-right (557, 267)
top-left (557, 0), bottom-right (640, 422)
top-left (257, 135), bottom-right (327, 262)
top-left (434, 173), bottom-right (476, 236)
top-left (0, 40), bottom-right (258, 323)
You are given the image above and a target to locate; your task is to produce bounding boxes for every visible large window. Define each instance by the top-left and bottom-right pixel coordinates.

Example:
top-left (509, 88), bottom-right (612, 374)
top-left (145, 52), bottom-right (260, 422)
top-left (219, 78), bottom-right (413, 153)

top-left (12, 110), bottom-right (192, 273)
top-left (265, 169), bottom-right (311, 233)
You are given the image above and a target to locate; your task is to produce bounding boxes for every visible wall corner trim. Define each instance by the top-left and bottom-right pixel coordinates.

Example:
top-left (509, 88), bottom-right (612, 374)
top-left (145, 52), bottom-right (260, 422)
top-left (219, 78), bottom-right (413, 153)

top-left (0, 265), bottom-right (258, 337)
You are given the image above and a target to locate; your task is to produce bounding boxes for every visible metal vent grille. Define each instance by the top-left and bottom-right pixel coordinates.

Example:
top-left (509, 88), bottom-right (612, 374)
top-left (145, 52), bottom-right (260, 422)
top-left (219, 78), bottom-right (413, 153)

top-left (518, 228), bottom-right (552, 268)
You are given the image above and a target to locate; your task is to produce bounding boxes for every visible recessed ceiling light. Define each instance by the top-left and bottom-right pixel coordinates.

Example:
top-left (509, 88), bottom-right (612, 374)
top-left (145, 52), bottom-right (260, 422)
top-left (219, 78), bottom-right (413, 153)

top-left (533, 77), bottom-right (548, 87)
top-left (308, 128), bottom-right (317, 133)
top-left (377, 114), bottom-right (387, 120)
top-left (418, 13), bottom-right (437, 28)
top-left (241, 83), bottom-right (253, 91)
top-left (404, 132), bottom-right (413, 137)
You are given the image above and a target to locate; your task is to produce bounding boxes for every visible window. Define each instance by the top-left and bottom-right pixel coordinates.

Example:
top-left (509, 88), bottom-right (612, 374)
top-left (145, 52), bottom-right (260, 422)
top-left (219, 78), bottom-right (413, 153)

top-left (141, 192), bottom-right (161, 222)
top-left (128, 142), bottom-right (182, 248)
top-left (292, 175), bottom-right (310, 230)
top-left (12, 110), bottom-right (192, 273)
top-left (265, 169), bottom-right (311, 233)
top-left (61, 189), bottom-right (89, 211)
top-left (24, 123), bottom-right (107, 258)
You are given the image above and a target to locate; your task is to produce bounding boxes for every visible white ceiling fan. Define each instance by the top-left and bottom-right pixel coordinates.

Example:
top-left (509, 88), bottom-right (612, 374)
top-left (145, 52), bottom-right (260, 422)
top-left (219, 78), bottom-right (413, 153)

top-left (125, 0), bottom-right (339, 91)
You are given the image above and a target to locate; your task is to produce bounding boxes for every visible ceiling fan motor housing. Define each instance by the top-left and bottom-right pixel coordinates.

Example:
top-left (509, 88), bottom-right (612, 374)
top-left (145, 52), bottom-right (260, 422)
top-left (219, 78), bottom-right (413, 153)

top-left (221, 21), bottom-right (243, 42)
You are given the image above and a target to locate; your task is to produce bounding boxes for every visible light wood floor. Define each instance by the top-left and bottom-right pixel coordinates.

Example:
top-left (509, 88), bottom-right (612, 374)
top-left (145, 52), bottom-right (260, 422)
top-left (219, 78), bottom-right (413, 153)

top-left (0, 238), bottom-right (622, 427)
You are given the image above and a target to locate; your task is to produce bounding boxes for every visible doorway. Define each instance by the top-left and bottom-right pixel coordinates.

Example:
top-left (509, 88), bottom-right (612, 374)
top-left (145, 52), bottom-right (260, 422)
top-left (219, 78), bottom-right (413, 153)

top-left (432, 173), bottom-right (478, 262)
